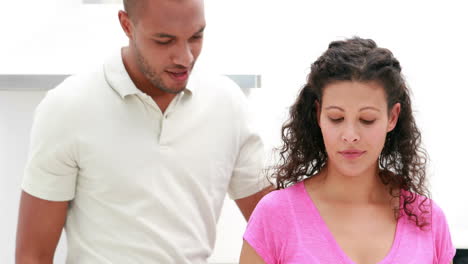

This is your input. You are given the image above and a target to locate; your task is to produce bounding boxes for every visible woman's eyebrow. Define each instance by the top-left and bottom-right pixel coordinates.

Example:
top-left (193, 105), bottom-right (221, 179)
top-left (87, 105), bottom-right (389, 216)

top-left (324, 106), bottom-right (381, 112)
top-left (359, 106), bottom-right (380, 112)
top-left (325, 106), bottom-right (344, 111)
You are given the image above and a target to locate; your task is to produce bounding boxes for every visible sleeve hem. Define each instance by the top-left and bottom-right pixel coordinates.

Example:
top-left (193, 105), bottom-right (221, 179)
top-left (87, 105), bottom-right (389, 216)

top-left (438, 247), bottom-right (456, 264)
top-left (22, 182), bottom-right (75, 202)
top-left (229, 179), bottom-right (272, 200)
top-left (243, 235), bottom-right (273, 264)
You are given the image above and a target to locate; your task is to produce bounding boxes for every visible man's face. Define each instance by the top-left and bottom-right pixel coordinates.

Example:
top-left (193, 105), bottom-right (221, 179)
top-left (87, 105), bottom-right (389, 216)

top-left (130, 0), bottom-right (205, 94)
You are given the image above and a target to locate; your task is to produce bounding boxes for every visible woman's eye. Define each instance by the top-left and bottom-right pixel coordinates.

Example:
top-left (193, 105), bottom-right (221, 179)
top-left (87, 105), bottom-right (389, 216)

top-left (329, 117), bottom-right (343, 123)
top-left (360, 119), bottom-right (375, 125)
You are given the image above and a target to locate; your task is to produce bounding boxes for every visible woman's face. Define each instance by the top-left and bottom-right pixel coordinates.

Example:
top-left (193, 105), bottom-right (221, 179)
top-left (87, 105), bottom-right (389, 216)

top-left (318, 81), bottom-right (400, 177)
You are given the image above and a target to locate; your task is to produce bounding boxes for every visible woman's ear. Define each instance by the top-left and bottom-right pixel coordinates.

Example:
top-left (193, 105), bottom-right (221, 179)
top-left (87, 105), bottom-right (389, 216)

top-left (315, 100), bottom-right (321, 127)
top-left (387, 103), bottom-right (401, 132)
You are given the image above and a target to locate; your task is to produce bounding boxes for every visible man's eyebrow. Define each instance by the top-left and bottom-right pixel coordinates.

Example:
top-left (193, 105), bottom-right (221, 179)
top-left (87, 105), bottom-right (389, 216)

top-left (195, 26), bottom-right (205, 34)
top-left (153, 26), bottom-right (205, 39)
top-left (153, 33), bottom-right (175, 38)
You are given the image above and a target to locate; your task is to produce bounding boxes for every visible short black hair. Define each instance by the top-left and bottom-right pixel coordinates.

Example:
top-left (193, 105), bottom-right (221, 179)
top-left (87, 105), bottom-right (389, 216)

top-left (123, 0), bottom-right (144, 22)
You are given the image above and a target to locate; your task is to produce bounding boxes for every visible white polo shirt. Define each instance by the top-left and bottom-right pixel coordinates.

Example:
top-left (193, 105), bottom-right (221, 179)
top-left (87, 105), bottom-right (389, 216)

top-left (22, 51), bottom-right (268, 263)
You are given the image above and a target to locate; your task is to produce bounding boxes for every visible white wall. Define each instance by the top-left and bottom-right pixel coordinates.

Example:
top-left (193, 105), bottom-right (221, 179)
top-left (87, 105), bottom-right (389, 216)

top-left (1, 0), bottom-right (467, 263)
top-left (0, 91), bottom-right (69, 262)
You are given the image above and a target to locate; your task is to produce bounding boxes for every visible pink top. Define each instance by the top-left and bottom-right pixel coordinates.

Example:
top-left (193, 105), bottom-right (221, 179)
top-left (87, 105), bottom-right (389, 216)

top-left (244, 181), bottom-right (455, 264)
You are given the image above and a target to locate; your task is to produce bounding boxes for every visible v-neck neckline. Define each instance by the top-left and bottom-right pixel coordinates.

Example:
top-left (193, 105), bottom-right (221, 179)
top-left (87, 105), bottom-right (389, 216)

top-left (298, 181), bottom-right (405, 264)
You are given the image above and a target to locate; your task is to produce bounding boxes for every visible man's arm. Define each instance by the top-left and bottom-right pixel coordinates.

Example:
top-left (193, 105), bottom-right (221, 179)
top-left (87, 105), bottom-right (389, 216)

top-left (235, 186), bottom-right (274, 221)
top-left (16, 191), bottom-right (69, 264)
top-left (239, 239), bottom-right (266, 264)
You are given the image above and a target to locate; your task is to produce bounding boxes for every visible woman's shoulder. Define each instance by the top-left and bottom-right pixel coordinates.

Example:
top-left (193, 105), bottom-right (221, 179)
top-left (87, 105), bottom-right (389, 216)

top-left (253, 181), bottom-right (307, 215)
top-left (400, 190), bottom-right (440, 212)
top-left (401, 192), bottom-right (456, 262)
top-left (261, 181), bottom-right (305, 202)
top-left (399, 190), bottom-right (450, 229)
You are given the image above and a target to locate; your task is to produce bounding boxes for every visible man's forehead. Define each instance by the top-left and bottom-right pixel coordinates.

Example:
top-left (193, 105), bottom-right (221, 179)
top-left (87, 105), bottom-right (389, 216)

top-left (138, 0), bottom-right (205, 35)
top-left (142, 0), bottom-right (204, 16)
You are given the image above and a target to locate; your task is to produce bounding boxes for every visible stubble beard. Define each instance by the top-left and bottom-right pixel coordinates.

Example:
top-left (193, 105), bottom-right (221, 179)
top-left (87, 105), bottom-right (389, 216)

top-left (134, 44), bottom-right (188, 95)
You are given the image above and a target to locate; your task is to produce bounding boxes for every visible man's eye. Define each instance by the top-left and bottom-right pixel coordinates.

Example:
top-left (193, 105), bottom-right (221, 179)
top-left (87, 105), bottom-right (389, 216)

top-left (154, 40), bottom-right (172, 45)
top-left (360, 119), bottom-right (375, 125)
top-left (191, 35), bottom-right (203, 41)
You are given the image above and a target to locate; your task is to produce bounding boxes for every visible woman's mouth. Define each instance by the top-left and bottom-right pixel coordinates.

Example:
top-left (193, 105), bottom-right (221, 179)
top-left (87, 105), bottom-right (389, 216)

top-left (339, 150), bottom-right (366, 159)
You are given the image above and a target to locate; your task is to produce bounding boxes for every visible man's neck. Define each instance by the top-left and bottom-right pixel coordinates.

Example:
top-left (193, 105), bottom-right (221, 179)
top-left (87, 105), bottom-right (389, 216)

top-left (121, 47), bottom-right (177, 113)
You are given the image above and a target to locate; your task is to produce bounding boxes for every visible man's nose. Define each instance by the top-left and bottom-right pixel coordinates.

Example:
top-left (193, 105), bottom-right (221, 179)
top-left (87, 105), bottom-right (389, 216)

top-left (172, 42), bottom-right (194, 67)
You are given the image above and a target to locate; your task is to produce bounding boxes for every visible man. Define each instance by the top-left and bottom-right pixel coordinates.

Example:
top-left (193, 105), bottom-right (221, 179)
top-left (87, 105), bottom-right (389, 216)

top-left (15, 0), bottom-right (271, 263)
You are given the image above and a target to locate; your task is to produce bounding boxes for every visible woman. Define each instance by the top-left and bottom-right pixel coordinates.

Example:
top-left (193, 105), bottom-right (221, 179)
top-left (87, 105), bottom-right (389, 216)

top-left (240, 37), bottom-right (455, 264)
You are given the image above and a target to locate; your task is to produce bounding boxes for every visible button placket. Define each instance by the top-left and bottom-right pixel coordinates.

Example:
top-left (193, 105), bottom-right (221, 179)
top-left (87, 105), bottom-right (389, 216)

top-left (159, 93), bottom-right (183, 146)
top-left (137, 94), bottom-right (163, 143)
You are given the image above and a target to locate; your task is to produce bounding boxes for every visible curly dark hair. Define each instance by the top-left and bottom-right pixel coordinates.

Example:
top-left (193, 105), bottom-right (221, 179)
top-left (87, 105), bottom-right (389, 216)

top-left (272, 37), bottom-right (430, 228)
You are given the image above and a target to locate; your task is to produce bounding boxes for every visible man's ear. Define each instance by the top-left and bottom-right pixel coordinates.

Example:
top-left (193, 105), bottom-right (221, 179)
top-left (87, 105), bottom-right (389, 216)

top-left (118, 10), bottom-right (134, 40)
top-left (387, 103), bottom-right (401, 132)
top-left (315, 100), bottom-right (321, 127)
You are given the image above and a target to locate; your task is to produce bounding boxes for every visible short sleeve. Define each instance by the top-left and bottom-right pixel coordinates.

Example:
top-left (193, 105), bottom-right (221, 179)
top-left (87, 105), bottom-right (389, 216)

top-left (22, 86), bottom-right (79, 201)
top-left (243, 191), bottom-right (285, 264)
top-left (432, 202), bottom-right (456, 264)
top-left (226, 81), bottom-right (270, 200)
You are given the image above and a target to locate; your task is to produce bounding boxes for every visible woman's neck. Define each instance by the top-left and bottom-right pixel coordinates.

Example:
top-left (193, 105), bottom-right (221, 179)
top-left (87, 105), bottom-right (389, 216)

top-left (309, 164), bottom-right (391, 205)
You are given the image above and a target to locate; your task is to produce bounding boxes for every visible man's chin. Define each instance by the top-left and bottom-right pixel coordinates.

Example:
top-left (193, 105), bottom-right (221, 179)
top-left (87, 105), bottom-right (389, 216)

top-left (159, 84), bottom-right (187, 94)
top-left (161, 74), bottom-right (190, 94)
top-left (168, 87), bottom-right (186, 94)
top-left (149, 78), bottom-right (187, 94)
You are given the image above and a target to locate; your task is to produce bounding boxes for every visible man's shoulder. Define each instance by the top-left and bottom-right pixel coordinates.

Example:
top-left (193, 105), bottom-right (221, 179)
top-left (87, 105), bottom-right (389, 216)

top-left (38, 68), bottom-right (108, 115)
top-left (53, 68), bottom-right (106, 95)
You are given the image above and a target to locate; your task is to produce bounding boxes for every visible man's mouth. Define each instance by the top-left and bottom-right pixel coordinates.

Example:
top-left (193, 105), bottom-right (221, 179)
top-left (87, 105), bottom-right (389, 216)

top-left (166, 70), bottom-right (189, 81)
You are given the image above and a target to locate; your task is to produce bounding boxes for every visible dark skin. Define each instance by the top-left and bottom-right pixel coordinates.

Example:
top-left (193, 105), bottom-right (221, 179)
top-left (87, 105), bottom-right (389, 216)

top-left (15, 1), bottom-right (272, 262)
top-left (15, 187), bottom-right (272, 263)
top-left (16, 192), bottom-right (68, 263)
top-left (118, 0), bottom-right (205, 113)
top-left (235, 186), bottom-right (274, 221)
top-left (119, 0), bottom-right (273, 219)
top-left (119, 0), bottom-right (273, 220)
